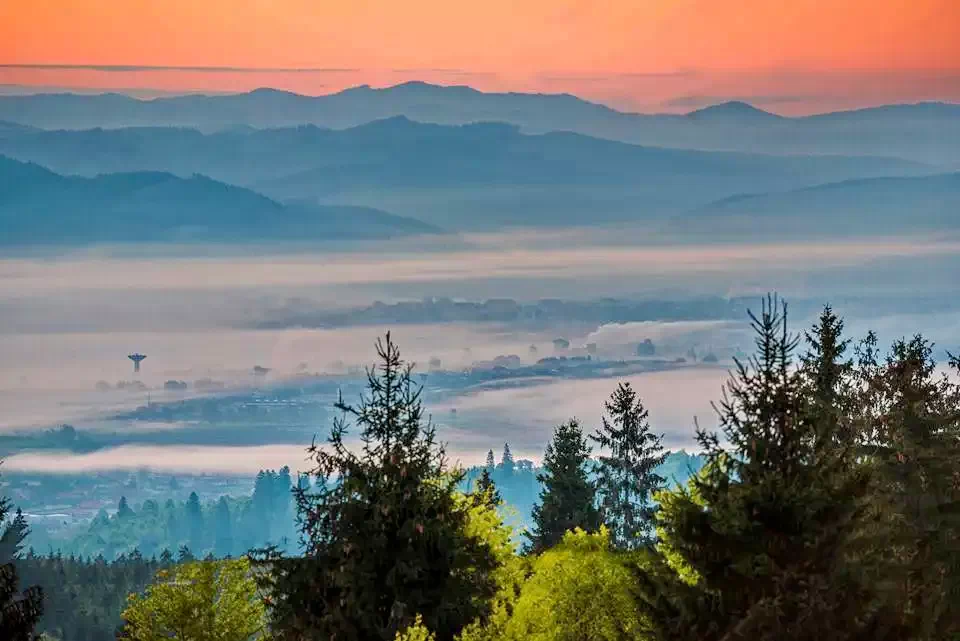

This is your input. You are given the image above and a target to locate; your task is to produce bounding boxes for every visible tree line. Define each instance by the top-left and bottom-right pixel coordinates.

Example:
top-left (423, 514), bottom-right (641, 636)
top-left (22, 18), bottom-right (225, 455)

top-left (3, 299), bottom-right (959, 640)
top-left (51, 468), bottom-right (299, 561)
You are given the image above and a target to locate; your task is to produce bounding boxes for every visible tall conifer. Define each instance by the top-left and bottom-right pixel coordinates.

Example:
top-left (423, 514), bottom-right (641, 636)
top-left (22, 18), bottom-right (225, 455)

top-left (255, 334), bottom-right (498, 641)
top-left (591, 382), bottom-right (667, 549)
top-left (0, 477), bottom-right (43, 641)
top-left (526, 419), bottom-right (599, 554)
top-left (641, 295), bottom-right (886, 641)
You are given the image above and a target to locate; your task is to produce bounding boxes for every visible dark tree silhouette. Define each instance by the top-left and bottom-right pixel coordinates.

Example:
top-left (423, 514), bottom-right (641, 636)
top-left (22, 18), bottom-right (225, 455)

top-left (591, 382), bottom-right (667, 549)
top-left (471, 468), bottom-right (502, 510)
top-left (526, 419), bottom-right (599, 554)
top-left (255, 333), bottom-right (499, 641)
top-left (0, 475), bottom-right (43, 641)
top-left (640, 295), bottom-right (888, 641)
top-left (499, 443), bottom-right (514, 475)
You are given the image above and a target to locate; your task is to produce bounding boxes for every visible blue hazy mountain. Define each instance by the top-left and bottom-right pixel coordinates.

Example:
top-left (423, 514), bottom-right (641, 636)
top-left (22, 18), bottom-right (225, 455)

top-left (0, 83), bottom-right (956, 165)
top-left (0, 119), bottom-right (37, 138)
top-left (0, 156), bottom-right (438, 246)
top-left (676, 173), bottom-right (960, 239)
top-left (0, 117), bottom-right (927, 230)
top-left (686, 101), bottom-right (785, 123)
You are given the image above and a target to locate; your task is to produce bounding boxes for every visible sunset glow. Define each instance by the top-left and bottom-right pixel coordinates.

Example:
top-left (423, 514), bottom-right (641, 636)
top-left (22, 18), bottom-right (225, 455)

top-left (4, 0), bottom-right (959, 113)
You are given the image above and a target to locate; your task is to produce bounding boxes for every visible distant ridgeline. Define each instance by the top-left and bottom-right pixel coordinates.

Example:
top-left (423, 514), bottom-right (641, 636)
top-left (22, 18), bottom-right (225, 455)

top-left (257, 295), bottom-right (754, 329)
top-left (32, 450), bottom-right (703, 560)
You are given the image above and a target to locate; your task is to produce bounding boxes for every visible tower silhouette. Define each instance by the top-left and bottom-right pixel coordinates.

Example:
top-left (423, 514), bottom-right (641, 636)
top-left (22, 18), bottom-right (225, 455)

top-left (128, 353), bottom-right (147, 374)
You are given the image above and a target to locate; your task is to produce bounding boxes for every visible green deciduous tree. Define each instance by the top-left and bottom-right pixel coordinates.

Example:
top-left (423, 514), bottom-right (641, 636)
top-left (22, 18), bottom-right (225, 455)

top-left (526, 419), bottom-right (599, 554)
top-left (120, 557), bottom-right (269, 641)
top-left (395, 615), bottom-right (436, 641)
top-left (591, 382), bottom-right (667, 549)
top-left (467, 528), bottom-right (651, 641)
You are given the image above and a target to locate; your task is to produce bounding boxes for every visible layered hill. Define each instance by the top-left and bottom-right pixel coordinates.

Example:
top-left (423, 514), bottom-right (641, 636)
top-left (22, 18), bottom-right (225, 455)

top-left (0, 156), bottom-right (438, 246)
top-left (0, 118), bottom-right (928, 230)
top-left (0, 83), bottom-right (956, 165)
top-left (676, 173), bottom-right (960, 239)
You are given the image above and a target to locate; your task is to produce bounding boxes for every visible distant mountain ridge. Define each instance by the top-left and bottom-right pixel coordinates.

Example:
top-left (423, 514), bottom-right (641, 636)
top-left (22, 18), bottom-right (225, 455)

top-left (0, 155), bottom-right (438, 246)
top-left (676, 172), bottom-right (960, 238)
top-left (0, 116), bottom-right (928, 230)
top-left (687, 101), bottom-right (784, 121)
top-left (0, 82), bottom-right (956, 165)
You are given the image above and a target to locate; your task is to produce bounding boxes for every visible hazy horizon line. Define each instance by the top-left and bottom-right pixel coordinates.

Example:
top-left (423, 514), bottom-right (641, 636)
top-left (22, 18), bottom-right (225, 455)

top-left (1, 76), bottom-right (958, 119)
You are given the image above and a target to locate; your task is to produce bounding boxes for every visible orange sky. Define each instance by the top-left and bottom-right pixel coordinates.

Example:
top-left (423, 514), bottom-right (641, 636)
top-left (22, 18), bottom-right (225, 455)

top-left (3, 0), bottom-right (959, 113)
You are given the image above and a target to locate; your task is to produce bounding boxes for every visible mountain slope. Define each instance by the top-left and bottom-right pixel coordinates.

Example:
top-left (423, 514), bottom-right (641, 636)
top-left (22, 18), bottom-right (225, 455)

top-left (0, 120), bottom-right (36, 138)
top-left (0, 83), bottom-right (956, 165)
top-left (686, 101), bottom-right (784, 122)
top-left (675, 173), bottom-right (960, 238)
top-left (0, 118), bottom-right (928, 229)
top-left (0, 156), bottom-right (438, 246)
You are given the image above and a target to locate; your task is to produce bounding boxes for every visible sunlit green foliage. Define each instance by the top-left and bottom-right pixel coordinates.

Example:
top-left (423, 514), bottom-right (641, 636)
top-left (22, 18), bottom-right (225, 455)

top-left (14, 300), bottom-right (960, 641)
top-left (468, 527), bottom-right (651, 641)
top-left (120, 557), bottom-right (269, 641)
top-left (395, 615), bottom-right (436, 641)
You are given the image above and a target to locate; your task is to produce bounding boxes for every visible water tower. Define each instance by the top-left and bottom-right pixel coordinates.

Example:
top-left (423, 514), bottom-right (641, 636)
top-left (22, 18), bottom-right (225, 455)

top-left (128, 353), bottom-right (147, 374)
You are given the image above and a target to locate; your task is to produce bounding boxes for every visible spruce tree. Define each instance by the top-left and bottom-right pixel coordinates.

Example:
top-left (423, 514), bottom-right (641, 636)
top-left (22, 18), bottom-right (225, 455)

top-left (526, 419), bottom-right (599, 554)
top-left (255, 333), bottom-right (498, 641)
top-left (499, 444), bottom-right (514, 475)
top-left (185, 491), bottom-right (204, 553)
top-left (117, 496), bottom-right (134, 519)
top-left (641, 295), bottom-right (886, 641)
top-left (0, 482), bottom-right (43, 640)
top-left (213, 497), bottom-right (233, 557)
top-left (591, 382), bottom-right (667, 549)
top-left (276, 466), bottom-right (293, 518)
top-left (800, 305), bottom-right (855, 450)
top-left (471, 469), bottom-right (502, 510)
top-left (251, 471), bottom-right (273, 543)
top-left (854, 335), bottom-right (960, 639)
top-left (485, 450), bottom-right (496, 470)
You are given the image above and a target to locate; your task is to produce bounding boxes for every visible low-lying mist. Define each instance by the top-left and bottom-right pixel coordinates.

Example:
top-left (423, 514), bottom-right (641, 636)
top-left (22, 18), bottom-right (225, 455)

top-left (2, 232), bottom-right (958, 472)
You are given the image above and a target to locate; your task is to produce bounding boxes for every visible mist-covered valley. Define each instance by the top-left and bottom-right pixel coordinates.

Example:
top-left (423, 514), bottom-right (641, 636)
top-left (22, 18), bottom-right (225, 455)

top-left (2, 83), bottom-right (959, 474)
top-left (3, 230), bottom-right (958, 459)
top-left (1, 82), bottom-right (959, 641)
